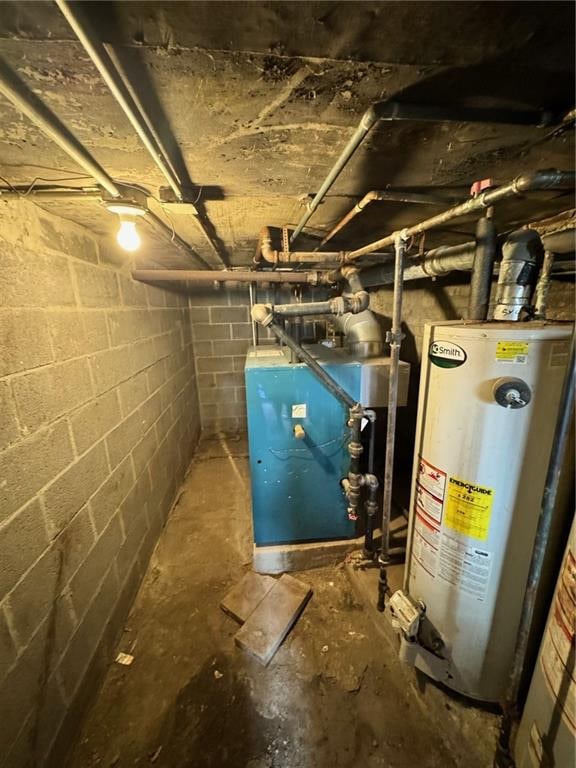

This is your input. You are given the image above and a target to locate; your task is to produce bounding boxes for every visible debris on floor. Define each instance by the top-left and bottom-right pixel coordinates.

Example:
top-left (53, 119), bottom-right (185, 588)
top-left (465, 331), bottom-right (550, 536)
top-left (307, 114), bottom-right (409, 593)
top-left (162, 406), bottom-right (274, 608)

top-left (114, 652), bottom-right (135, 666)
top-left (220, 570), bottom-right (276, 623)
top-left (229, 572), bottom-right (313, 665)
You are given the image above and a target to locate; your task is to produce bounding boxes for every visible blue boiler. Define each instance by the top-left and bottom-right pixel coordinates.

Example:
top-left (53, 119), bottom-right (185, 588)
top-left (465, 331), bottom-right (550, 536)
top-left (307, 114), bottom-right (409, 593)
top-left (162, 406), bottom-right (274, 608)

top-left (245, 345), bottom-right (362, 546)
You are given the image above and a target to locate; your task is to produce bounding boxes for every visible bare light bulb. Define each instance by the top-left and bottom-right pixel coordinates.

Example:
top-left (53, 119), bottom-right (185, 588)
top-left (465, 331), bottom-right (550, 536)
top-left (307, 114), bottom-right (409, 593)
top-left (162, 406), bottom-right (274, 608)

top-left (116, 218), bottom-right (141, 252)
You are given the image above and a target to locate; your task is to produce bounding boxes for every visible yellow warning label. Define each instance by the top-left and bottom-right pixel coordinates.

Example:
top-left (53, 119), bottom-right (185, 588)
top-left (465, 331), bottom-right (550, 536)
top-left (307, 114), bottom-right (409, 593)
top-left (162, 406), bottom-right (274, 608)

top-left (496, 341), bottom-right (529, 363)
top-left (445, 476), bottom-right (494, 541)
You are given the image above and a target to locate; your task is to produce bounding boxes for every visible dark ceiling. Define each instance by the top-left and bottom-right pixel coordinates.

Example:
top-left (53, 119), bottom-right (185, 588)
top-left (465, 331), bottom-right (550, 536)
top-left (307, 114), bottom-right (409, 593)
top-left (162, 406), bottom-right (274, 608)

top-left (0, 1), bottom-right (574, 268)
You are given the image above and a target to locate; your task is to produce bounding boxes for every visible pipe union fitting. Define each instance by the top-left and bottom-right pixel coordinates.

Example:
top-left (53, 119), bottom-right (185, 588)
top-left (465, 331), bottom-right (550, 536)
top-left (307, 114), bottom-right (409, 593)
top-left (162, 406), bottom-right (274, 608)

top-left (348, 441), bottom-right (363, 459)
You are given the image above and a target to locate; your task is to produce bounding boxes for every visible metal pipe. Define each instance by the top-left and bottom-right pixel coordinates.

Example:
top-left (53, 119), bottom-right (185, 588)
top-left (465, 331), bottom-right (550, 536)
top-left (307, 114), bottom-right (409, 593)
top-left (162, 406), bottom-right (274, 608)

top-left (0, 186), bottom-right (101, 200)
top-left (377, 232), bottom-right (408, 612)
top-left (249, 282), bottom-right (258, 346)
top-left (132, 269), bottom-right (321, 285)
top-left (290, 104), bottom-right (556, 245)
top-left (335, 310), bottom-right (384, 358)
top-left (255, 227), bottom-right (392, 266)
top-left (346, 170), bottom-right (576, 261)
top-left (321, 188), bottom-right (456, 247)
top-left (56, 0), bottom-right (227, 268)
top-left (492, 229), bottom-right (543, 321)
top-left (534, 251), bottom-right (555, 319)
top-left (0, 55), bottom-right (120, 198)
top-left (468, 210), bottom-right (497, 320)
top-left (272, 290), bottom-right (369, 318)
top-left (251, 306), bottom-right (357, 409)
top-left (363, 409), bottom-right (378, 557)
top-left (56, 0), bottom-right (183, 201)
top-left (495, 330), bottom-right (575, 767)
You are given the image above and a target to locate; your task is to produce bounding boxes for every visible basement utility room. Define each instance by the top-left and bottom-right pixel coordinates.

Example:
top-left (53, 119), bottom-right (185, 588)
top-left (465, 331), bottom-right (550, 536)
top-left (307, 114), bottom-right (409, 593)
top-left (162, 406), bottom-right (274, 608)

top-left (0, 2), bottom-right (574, 767)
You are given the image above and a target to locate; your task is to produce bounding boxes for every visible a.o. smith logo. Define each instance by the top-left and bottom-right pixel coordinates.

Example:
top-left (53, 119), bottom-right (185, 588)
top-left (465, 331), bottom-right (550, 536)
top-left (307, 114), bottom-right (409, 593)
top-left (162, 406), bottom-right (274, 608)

top-left (429, 340), bottom-right (467, 369)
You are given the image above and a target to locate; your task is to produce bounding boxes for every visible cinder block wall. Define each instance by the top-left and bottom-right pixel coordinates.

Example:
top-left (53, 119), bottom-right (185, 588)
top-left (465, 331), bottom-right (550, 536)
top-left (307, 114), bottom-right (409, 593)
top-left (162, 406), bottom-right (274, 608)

top-left (0, 201), bottom-right (200, 767)
top-left (189, 284), bottom-right (302, 435)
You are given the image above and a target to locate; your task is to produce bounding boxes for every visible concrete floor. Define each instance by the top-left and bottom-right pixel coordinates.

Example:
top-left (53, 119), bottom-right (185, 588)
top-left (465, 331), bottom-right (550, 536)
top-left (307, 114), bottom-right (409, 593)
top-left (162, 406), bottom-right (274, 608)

top-left (67, 435), bottom-right (488, 768)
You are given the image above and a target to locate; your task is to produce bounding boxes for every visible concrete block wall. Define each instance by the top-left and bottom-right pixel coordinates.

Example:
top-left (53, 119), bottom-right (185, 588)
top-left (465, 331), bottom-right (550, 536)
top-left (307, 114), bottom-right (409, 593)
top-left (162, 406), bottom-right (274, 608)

top-left (0, 201), bottom-right (200, 767)
top-left (189, 284), bottom-right (298, 435)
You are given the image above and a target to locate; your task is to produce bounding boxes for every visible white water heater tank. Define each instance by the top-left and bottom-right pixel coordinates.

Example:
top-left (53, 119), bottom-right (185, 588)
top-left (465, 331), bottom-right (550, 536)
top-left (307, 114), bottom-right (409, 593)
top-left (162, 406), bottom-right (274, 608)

top-left (403, 321), bottom-right (572, 702)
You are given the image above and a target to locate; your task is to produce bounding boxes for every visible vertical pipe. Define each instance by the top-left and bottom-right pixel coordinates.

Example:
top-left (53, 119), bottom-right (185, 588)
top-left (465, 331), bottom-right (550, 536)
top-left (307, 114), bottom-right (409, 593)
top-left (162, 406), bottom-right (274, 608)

top-left (495, 330), bottom-right (575, 766)
top-left (533, 250), bottom-right (555, 320)
top-left (378, 232), bottom-right (408, 610)
top-left (468, 209), bottom-right (497, 321)
top-left (249, 282), bottom-right (258, 346)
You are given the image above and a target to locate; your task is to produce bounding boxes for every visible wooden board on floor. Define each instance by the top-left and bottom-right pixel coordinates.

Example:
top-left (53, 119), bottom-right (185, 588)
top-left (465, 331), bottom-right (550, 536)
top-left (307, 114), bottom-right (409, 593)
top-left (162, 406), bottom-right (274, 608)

top-left (234, 573), bottom-right (312, 666)
top-left (220, 572), bottom-right (276, 624)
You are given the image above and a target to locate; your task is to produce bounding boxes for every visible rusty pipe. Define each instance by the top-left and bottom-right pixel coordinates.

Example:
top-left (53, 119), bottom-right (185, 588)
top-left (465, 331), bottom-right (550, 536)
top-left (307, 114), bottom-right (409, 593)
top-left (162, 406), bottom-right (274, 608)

top-left (320, 189), bottom-right (454, 247)
top-left (345, 170), bottom-right (575, 262)
top-left (132, 269), bottom-right (321, 284)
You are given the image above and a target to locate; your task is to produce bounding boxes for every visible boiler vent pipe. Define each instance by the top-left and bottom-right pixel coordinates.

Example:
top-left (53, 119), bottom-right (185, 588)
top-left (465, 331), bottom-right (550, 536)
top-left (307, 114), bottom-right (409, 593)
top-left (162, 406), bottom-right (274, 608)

top-left (290, 103), bottom-right (557, 245)
top-left (0, 55), bottom-right (120, 198)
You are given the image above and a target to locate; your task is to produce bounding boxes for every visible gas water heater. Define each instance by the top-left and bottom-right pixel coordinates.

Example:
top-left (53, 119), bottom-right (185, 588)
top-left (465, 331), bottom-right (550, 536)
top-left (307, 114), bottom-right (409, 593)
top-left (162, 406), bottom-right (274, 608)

top-left (398, 321), bottom-right (571, 702)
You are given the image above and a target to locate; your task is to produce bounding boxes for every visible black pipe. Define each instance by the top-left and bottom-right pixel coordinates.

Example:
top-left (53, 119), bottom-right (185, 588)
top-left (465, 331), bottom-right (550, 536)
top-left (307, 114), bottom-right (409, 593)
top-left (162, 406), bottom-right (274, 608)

top-left (469, 212), bottom-right (498, 320)
top-left (494, 330), bottom-right (576, 767)
top-left (254, 310), bottom-right (357, 410)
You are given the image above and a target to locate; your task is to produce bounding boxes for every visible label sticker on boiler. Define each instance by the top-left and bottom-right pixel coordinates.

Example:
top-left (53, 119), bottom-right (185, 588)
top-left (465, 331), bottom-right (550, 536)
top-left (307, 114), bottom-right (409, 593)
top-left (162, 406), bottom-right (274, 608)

top-left (444, 476), bottom-right (494, 541)
top-left (291, 404), bottom-right (307, 418)
top-left (428, 340), bottom-right (467, 369)
top-left (496, 340), bottom-right (528, 364)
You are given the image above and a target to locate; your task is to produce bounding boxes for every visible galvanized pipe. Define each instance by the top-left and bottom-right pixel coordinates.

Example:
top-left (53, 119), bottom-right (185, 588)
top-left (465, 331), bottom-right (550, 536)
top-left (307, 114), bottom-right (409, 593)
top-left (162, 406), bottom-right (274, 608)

top-left (0, 55), bottom-right (120, 198)
top-left (290, 104), bottom-right (556, 245)
top-left (468, 211), bottom-right (497, 321)
top-left (377, 232), bottom-right (408, 612)
top-left (56, 0), bottom-right (183, 201)
top-left (346, 170), bottom-right (576, 261)
top-left (56, 0), bottom-right (226, 268)
top-left (132, 269), bottom-right (320, 285)
top-left (495, 330), bottom-right (575, 766)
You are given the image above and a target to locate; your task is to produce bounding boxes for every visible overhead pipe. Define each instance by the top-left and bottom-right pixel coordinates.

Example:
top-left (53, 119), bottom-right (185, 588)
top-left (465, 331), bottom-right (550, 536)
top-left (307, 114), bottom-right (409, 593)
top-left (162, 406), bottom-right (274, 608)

top-left (320, 188), bottom-right (457, 247)
top-left (132, 269), bottom-right (322, 285)
top-left (377, 232), bottom-right (409, 612)
top-left (56, 0), bottom-right (226, 269)
top-left (0, 55), bottom-right (120, 198)
top-left (55, 0), bottom-right (183, 200)
top-left (290, 102), bottom-right (557, 245)
top-left (495, 331), bottom-right (575, 767)
top-left (468, 209), bottom-right (498, 320)
top-left (345, 170), bottom-right (575, 261)
top-left (255, 225), bottom-right (391, 267)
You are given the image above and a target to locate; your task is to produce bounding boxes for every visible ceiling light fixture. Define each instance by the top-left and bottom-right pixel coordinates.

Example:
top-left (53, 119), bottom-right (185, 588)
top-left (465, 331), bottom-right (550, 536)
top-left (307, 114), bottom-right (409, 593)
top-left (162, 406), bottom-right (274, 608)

top-left (105, 200), bottom-right (147, 253)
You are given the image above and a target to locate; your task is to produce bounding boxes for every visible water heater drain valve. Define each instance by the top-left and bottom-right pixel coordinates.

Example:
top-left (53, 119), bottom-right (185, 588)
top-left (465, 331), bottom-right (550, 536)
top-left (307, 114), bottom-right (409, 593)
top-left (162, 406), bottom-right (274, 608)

top-left (389, 590), bottom-right (425, 640)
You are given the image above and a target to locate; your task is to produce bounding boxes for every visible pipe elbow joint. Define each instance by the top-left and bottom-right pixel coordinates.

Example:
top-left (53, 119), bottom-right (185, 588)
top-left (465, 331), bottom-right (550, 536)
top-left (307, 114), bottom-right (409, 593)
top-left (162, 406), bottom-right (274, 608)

top-left (349, 290), bottom-right (370, 314)
top-left (251, 304), bottom-right (273, 326)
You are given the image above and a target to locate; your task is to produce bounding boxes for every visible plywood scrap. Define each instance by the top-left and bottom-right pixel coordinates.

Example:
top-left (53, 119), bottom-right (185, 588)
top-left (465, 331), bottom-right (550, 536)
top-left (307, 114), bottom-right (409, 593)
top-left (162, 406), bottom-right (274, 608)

top-left (220, 571), bottom-right (276, 624)
top-left (235, 574), bottom-right (312, 666)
